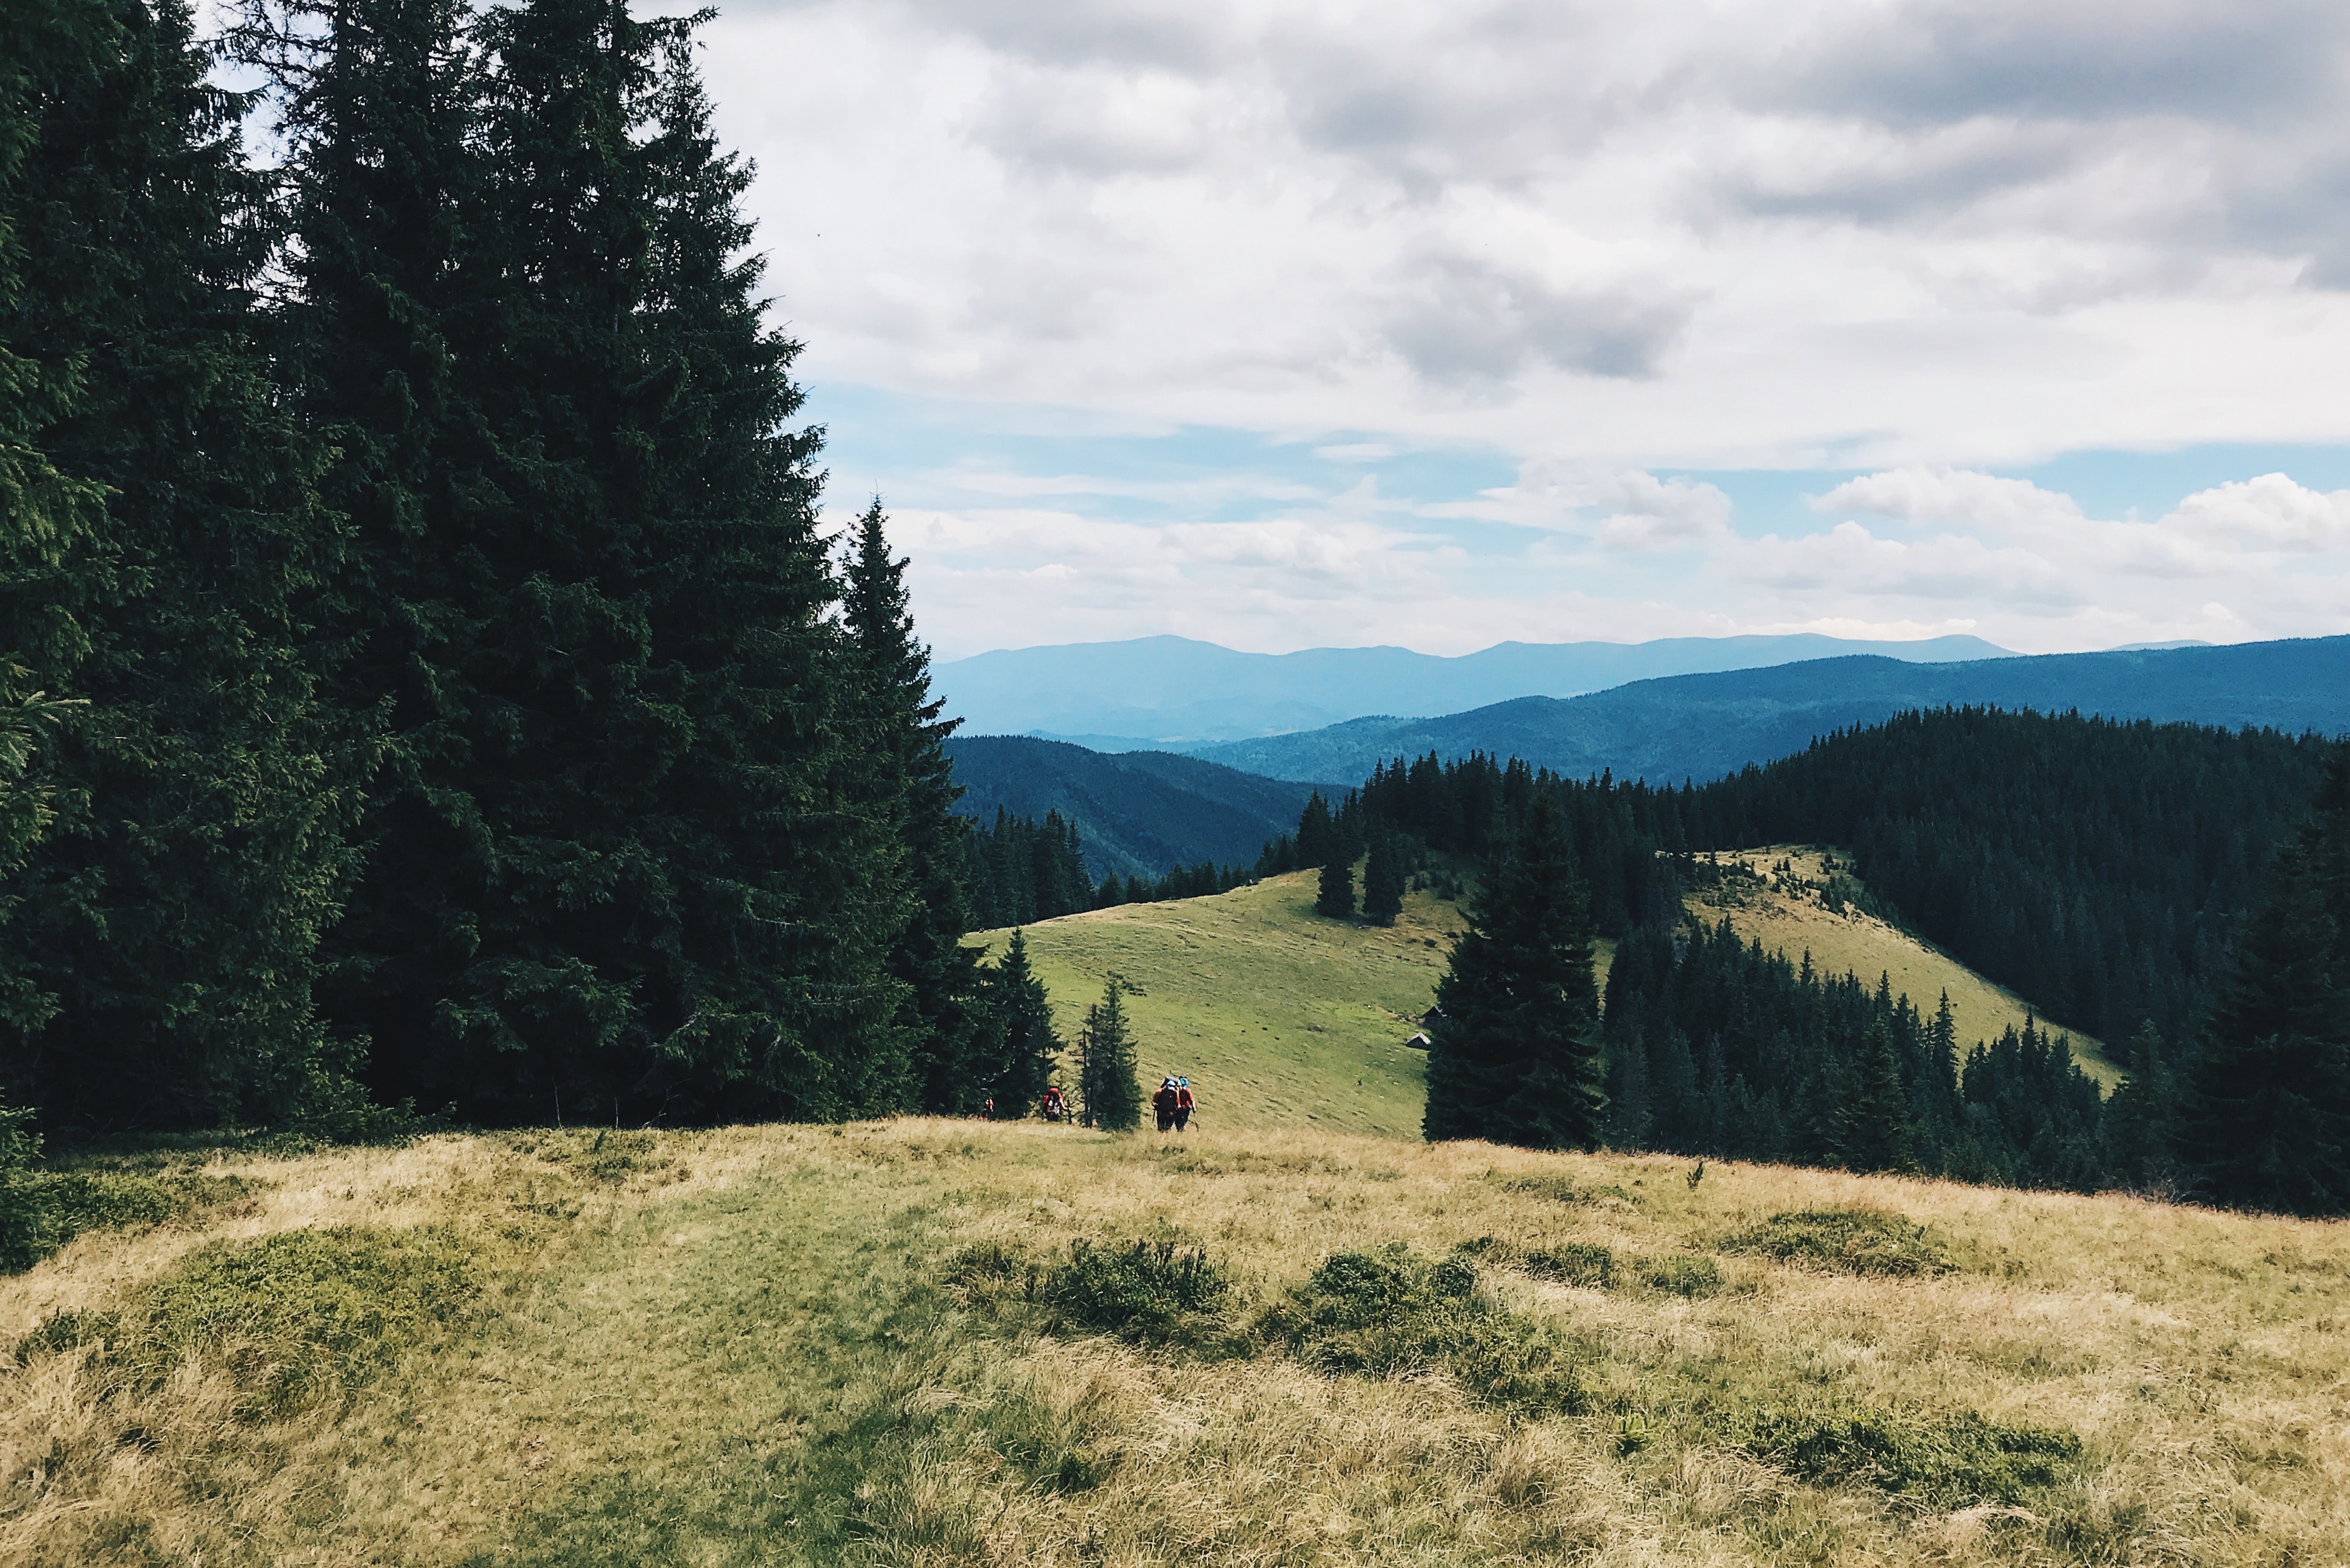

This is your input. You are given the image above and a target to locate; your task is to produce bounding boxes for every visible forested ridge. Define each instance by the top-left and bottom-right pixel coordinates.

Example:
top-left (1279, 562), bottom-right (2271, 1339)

top-left (0, 0), bottom-right (1049, 1139)
top-left (1283, 707), bottom-right (2348, 1211)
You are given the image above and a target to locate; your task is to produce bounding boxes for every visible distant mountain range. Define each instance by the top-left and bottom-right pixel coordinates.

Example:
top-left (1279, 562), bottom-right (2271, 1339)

top-left (933, 632), bottom-right (2011, 745)
top-left (1185, 637), bottom-right (2350, 785)
top-left (943, 736), bottom-right (1321, 880)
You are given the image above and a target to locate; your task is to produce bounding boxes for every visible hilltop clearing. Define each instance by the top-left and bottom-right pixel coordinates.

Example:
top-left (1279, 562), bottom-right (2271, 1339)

top-left (6, 1120), bottom-right (2347, 1565)
top-left (1689, 847), bottom-right (2120, 1086)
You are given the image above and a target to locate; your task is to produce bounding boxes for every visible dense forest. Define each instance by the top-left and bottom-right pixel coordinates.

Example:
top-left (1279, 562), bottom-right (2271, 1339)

top-left (0, 0), bottom-right (1061, 1136)
top-left (962, 806), bottom-right (1250, 929)
top-left (1289, 710), bottom-right (2347, 1211)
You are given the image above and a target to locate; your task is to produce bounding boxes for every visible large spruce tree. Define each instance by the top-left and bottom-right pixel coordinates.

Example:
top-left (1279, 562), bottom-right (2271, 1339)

top-left (1076, 981), bottom-right (1141, 1132)
top-left (1423, 795), bottom-right (1605, 1148)
top-left (1, 0), bottom-right (366, 1130)
top-left (2178, 747), bottom-right (2350, 1214)
top-left (843, 499), bottom-right (981, 1113)
top-left (978, 929), bottom-right (1059, 1114)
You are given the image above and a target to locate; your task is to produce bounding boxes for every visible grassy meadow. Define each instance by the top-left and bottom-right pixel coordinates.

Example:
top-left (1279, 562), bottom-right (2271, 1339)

top-left (7, 1119), bottom-right (2350, 1565)
top-left (968, 870), bottom-right (1475, 1137)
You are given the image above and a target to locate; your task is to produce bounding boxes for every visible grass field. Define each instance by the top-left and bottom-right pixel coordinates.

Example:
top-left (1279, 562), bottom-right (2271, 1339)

top-left (1688, 848), bottom-right (2119, 1087)
top-left (969, 870), bottom-right (1469, 1137)
top-left (8, 1120), bottom-right (2348, 1565)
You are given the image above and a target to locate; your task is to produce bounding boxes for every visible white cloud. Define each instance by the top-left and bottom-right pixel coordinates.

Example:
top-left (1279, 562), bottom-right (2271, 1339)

top-left (1592, 473), bottom-right (1733, 552)
top-left (1811, 468), bottom-right (2083, 536)
top-left (2163, 473), bottom-right (2350, 552)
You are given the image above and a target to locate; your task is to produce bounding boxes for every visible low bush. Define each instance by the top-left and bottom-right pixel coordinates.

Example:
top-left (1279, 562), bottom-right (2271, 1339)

top-left (1722, 1209), bottom-right (1952, 1277)
top-left (1521, 1243), bottom-right (1616, 1289)
top-left (1501, 1174), bottom-right (1593, 1206)
top-left (948, 1238), bottom-right (1229, 1341)
top-left (1258, 1245), bottom-right (1584, 1412)
top-left (1744, 1403), bottom-right (2081, 1507)
top-left (18, 1224), bottom-right (481, 1418)
top-left (1642, 1253), bottom-right (1722, 1297)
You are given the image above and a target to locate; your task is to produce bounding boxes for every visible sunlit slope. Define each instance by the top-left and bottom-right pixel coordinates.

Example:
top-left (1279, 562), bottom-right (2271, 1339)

top-left (1691, 845), bottom-right (2120, 1087)
top-left (970, 871), bottom-right (1461, 1136)
top-left (10, 1122), bottom-right (2349, 1564)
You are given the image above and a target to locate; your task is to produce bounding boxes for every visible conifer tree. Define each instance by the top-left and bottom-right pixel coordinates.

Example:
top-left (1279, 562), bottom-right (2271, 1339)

top-left (1828, 1018), bottom-right (1915, 1172)
top-left (843, 499), bottom-right (981, 1114)
top-left (1362, 831), bottom-right (1405, 926)
top-left (1, 0), bottom-right (366, 1129)
top-left (979, 929), bottom-right (1060, 1114)
top-left (2103, 1020), bottom-right (2183, 1189)
top-left (1294, 791), bottom-right (1335, 868)
top-left (1423, 795), bottom-right (1605, 1148)
top-left (2178, 747), bottom-right (2350, 1214)
top-left (1317, 853), bottom-right (1357, 919)
top-left (1075, 981), bottom-right (1141, 1132)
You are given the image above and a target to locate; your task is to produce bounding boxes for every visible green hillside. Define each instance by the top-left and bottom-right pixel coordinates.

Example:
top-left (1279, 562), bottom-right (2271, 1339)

top-left (970, 871), bottom-right (1466, 1136)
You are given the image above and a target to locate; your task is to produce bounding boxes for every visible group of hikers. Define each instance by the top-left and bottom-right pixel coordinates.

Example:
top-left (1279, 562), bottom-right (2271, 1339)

top-left (1029, 1076), bottom-right (1195, 1132)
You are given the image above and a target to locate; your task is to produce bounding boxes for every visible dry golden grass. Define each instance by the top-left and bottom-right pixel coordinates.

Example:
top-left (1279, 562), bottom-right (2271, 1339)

top-left (6, 1119), bottom-right (2348, 1565)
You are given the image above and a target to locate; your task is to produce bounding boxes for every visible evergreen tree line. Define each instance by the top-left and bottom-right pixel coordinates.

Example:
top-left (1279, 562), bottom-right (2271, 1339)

top-left (1601, 918), bottom-right (2119, 1191)
top-left (962, 806), bottom-right (1252, 930)
top-left (0, 0), bottom-right (1009, 1135)
top-left (1676, 709), bottom-right (2334, 1051)
top-left (1322, 711), bottom-right (2327, 1048)
top-left (1411, 730), bottom-right (2350, 1215)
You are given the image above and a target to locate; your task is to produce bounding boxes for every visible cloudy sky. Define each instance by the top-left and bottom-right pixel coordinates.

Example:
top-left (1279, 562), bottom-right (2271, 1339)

top-left (698, 0), bottom-right (2350, 660)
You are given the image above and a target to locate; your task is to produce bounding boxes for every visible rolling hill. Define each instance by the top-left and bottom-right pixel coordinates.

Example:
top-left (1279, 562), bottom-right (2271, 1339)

top-left (934, 631), bottom-right (2011, 746)
top-left (969, 851), bottom-right (2115, 1143)
top-left (944, 734), bottom-right (1324, 879)
top-left (1188, 635), bottom-right (2350, 783)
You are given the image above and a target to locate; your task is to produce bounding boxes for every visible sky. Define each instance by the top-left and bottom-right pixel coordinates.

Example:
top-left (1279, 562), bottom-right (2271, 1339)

top-left (694, 0), bottom-right (2350, 661)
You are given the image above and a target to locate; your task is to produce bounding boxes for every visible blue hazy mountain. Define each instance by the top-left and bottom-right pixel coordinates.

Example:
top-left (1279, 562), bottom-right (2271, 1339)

top-left (1185, 636), bottom-right (2350, 785)
top-left (943, 735), bottom-right (1324, 880)
top-left (932, 632), bottom-right (2011, 746)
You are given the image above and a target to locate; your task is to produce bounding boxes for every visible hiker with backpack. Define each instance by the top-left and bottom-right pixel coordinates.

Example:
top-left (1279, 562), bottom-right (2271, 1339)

top-left (1040, 1084), bottom-right (1068, 1122)
top-left (1174, 1077), bottom-right (1194, 1132)
top-left (1152, 1077), bottom-right (1180, 1133)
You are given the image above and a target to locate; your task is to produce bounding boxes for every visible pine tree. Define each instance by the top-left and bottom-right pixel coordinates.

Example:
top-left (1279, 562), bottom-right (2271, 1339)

top-left (1317, 854), bottom-right (1356, 919)
top-left (1075, 981), bottom-right (1141, 1132)
top-left (1828, 1017), bottom-right (1915, 1172)
top-left (1422, 795), bottom-right (1605, 1148)
top-left (1, 0), bottom-right (367, 1130)
top-left (979, 929), bottom-right (1059, 1114)
top-left (2103, 1020), bottom-right (2182, 1190)
top-left (1362, 831), bottom-right (1405, 926)
top-left (843, 499), bottom-right (981, 1114)
top-left (1294, 791), bottom-right (1335, 868)
top-left (2178, 747), bottom-right (2350, 1214)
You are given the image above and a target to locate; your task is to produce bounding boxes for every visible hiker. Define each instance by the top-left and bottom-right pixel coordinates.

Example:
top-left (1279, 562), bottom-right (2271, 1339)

top-left (1174, 1077), bottom-right (1194, 1133)
top-left (1152, 1077), bottom-right (1180, 1134)
top-left (1040, 1084), bottom-right (1067, 1122)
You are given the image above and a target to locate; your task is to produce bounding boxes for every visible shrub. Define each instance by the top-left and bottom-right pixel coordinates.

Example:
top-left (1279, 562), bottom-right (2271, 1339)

top-left (1520, 1243), bottom-right (1615, 1289)
top-left (1501, 1174), bottom-right (1593, 1206)
top-left (1722, 1209), bottom-right (1952, 1277)
top-left (1642, 1253), bottom-right (1722, 1297)
top-left (1046, 1239), bottom-right (1226, 1337)
top-left (0, 1102), bottom-right (56, 1273)
top-left (1744, 1403), bottom-right (2082, 1506)
top-left (1258, 1245), bottom-right (1584, 1412)
top-left (17, 1224), bottom-right (480, 1418)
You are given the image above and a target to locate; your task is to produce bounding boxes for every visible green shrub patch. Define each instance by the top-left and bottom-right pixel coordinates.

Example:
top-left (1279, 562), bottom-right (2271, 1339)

top-left (1257, 1245), bottom-right (1585, 1412)
top-left (17, 1225), bottom-right (480, 1418)
top-left (947, 1238), bottom-right (1229, 1342)
top-left (1642, 1253), bottom-right (1722, 1297)
top-left (1744, 1403), bottom-right (2081, 1507)
top-left (1722, 1209), bottom-right (1952, 1277)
